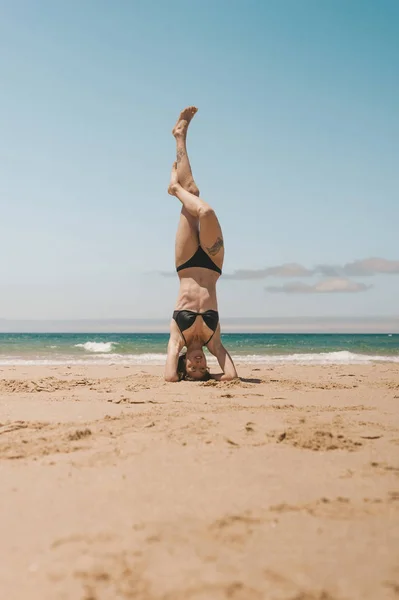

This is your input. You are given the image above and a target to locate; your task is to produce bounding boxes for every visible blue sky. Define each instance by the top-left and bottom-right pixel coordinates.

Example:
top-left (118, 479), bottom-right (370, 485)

top-left (0, 0), bottom-right (398, 323)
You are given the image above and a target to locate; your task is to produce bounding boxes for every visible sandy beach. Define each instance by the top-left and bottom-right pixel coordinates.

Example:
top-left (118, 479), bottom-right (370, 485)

top-left (1, 362), bottom-right (398, 600)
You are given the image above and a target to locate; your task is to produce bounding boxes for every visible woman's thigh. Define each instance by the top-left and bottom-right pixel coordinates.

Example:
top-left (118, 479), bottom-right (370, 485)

top-left (199, 209), bottom-right (224, 270)
top-left (175, 207), bottom-right (199, 267)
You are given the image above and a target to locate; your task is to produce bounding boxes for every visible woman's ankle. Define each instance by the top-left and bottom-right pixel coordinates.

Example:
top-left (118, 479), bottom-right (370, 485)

top-left (168, 182), bottom-right (181, 196)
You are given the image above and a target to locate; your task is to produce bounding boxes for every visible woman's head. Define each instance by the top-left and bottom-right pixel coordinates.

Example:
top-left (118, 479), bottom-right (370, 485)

top-left (177, 349), bottom-right (211, 381)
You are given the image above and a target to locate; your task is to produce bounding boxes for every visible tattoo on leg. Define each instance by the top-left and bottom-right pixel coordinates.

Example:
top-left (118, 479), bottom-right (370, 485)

top-left (206, 237), bottom-right (224, 256)
top-left (177, 148), bottom-right (186, 163)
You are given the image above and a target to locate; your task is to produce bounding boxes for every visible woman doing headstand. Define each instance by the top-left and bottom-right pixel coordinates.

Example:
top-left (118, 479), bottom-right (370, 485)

top-left (164, 107), bottom-right (238, 382)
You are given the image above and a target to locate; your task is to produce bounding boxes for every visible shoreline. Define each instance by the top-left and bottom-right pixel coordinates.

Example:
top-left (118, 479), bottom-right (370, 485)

top-left (1, 352), bottom-right (399, 367)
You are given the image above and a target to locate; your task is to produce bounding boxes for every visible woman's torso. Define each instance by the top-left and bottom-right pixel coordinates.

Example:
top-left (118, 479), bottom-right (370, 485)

top-left (175, 267), bottom-right (219, 311)
top-left (173, 267), bottom-right (220, 345)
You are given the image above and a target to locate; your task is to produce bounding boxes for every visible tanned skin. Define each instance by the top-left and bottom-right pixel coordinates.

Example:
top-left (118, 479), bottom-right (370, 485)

top-left (164, 107), bottom-right (237, 383)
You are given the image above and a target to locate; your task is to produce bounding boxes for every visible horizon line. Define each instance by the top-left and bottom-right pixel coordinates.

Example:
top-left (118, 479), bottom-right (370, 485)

top-left (0, 316), bottom-right (398, 334)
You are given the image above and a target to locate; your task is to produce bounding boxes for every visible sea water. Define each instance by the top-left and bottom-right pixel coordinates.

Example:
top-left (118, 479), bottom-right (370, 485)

top-left (0, 333), bottom-right (398, 366)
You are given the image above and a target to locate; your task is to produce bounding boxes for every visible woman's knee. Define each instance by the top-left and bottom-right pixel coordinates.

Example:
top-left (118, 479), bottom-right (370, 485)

top-left (198, 203), bottom-right (215, 220)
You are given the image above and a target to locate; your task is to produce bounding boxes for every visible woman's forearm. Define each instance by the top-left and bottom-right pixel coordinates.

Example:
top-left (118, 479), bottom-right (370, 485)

top-left (164, 340), bottom-right (180, 382)
top-left (216, 345), bottom-right (238, 380)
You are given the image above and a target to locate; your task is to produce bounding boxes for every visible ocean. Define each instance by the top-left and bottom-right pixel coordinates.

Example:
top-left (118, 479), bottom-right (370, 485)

top-left (0, 333), bottom-right (398, 366)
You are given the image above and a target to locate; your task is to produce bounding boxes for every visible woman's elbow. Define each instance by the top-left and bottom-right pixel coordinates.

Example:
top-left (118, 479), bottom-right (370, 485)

top-left (164, 373), bottom-right (179, 382)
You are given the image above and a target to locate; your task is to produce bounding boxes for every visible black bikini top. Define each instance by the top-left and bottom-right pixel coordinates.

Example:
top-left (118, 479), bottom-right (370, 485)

top-left (176, 246), bottom-right (222, 275)
top-left (173, 309), bottom-right (219, 345)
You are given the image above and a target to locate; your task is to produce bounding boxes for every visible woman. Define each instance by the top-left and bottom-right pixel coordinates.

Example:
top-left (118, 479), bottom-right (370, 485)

top-left (164, 106), bottom-right (238, 382)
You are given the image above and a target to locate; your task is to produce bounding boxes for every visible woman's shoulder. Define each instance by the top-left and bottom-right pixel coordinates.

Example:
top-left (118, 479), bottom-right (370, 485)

top-left (168, 319), bottom-right (185, 349)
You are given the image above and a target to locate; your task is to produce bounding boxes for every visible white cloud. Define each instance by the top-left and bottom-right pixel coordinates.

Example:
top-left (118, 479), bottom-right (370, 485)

top-left (224, 257), bottom-right (399, 280)
top-left (343, 257), bottom-right (399, 276)
top-left (265, 278), bottom-right (372, 294)
top-left (223, 263), bottom-right (314, 280)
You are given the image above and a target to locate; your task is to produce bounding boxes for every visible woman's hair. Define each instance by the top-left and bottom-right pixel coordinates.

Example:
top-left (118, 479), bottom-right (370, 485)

top-left (176, 353), bottom-right (187, 381)
top-left (177, 352), bottom-right (211, 382)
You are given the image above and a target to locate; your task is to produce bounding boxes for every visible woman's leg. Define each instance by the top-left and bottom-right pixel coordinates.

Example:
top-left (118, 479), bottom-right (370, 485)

top-left (172, 107), bottom-right (200, 197)
top-left (174, 207), bottom-right (199, 268)
top-left (171, 107), bottom-right (223, 269)
top-left (169, 170), bottom-right (224, 271)
top-left (170, 162), bottom-right (200, 267)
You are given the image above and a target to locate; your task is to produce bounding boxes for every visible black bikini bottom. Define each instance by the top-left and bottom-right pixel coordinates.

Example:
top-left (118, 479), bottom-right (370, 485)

top-left (176, 246), bottom-right (222, 275)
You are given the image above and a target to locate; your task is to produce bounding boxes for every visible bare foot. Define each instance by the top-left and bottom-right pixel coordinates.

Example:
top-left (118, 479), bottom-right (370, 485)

top-left (172, 106), bottom-right (198, 138)
top-left (168, 162), bottom-right (179, 195)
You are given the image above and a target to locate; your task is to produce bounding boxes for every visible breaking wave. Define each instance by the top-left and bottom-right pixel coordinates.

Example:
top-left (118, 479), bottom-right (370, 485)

top-left (74, 341), bottom-right (118, 353)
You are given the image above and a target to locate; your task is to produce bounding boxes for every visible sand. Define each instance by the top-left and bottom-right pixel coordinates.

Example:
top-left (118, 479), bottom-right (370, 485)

top-left (0, 362), bottom-right (398, 600)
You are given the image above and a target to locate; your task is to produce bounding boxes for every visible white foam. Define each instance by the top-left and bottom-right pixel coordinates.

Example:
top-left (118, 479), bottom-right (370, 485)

top-left (74, 341), bottom-right (118, 353)
top-left (0, 353), bottom-right (168, 366)
top-left (0, 350), bottom-right (398, 367)
top-left (232, 351), bottom-right (399, 365)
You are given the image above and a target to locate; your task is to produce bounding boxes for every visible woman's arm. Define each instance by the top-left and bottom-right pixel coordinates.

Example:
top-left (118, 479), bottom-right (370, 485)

top-left (164, 321), bottom-right (184, 382)
top-left (207, 328), bottom-right (238, 381)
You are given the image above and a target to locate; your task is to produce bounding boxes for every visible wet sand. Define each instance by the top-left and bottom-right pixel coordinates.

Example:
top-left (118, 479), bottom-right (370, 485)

top-left (1, 363), bottom-right (398, 599)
